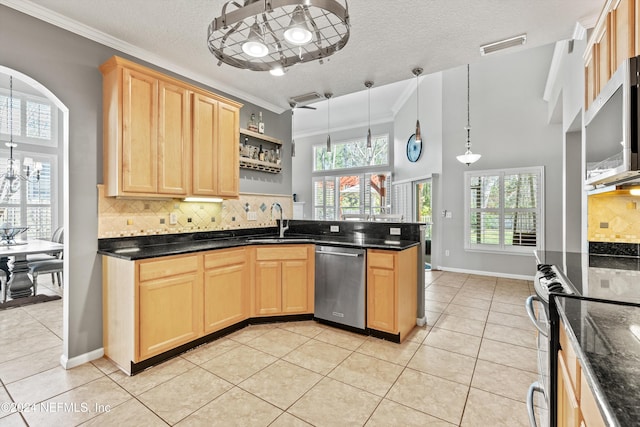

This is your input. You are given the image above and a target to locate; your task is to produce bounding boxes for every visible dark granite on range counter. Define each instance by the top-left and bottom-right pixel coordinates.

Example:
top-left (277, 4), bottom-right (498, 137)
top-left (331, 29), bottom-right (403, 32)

top-left (98, 220), bottom-right (424, 261)
top-left (552, 295), bottom-right (640, 427)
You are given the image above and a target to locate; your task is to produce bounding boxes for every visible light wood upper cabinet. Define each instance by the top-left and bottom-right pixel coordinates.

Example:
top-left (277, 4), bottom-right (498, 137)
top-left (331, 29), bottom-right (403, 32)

top-left (613, 0), bottom-right (635, 71)
top-left (366, 246), bottom-right (418, 341)
top-left (253, 245), bottom-right (314, 316)
top-left (158, 81), bottom-right (190, 195)
top-left (585, 0), bottom-right (638, 109)
top-left (192, 93), bottom-right (240, 198)
top-left (100, 56), bottom-right (241, 199)
top-left (596, 17), bottom-right (612, 94)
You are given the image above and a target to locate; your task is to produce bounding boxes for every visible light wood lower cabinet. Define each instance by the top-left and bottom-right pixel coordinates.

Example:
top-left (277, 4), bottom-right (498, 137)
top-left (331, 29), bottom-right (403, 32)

top-left (558, 321), bottom-right (606, 427)
top-left (252, 245), bottom-right (314, 316)
top-left (366, 246), bottom-right (418, 341)
top-left (203, 248), bottom-right (248, 333)
top-left (138, 271), bottom-right (201, 360)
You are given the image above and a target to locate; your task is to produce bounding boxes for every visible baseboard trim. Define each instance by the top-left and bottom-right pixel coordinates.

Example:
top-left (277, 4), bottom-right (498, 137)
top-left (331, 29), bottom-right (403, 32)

top-left (435, 266), bottom-right (534, 281)
top-left (60, 348), bottom-right (104, 370)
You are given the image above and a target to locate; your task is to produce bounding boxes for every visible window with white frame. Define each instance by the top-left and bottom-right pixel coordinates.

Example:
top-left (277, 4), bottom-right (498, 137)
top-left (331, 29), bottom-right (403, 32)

top-left (313, 172), bottom-right (391, 220)
top-left (0, 152), bottom-right (55, 240)
top-left (313, 134), bottom-right (389, 171)
top-left (312, 134), bottom-right (391, 220)
top-left (0, 84), bottom-right (57, 240)
top-left (464, 167), bottom-right (544, 254)
top-left (0, 89), bottom-right (57, 147)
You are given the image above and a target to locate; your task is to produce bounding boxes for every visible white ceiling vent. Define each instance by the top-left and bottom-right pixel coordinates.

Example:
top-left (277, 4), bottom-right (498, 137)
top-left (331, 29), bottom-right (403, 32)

top-left (480, 34), bottom-right (527, 56)
top-left (289, 92), bottom-right (325, 107)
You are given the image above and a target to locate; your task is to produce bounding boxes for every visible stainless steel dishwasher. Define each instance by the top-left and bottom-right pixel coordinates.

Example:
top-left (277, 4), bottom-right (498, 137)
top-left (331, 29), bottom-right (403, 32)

top-left (314, 246), bottom-right (366, 330)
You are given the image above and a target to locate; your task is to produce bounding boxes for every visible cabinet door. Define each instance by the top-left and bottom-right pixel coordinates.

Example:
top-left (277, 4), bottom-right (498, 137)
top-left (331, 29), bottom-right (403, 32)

top-left (367, 266), bottom-right (396, 333)
top-left (596, 19), bottom-right (612, 93)
top-left (613, 0), bottom-right (635, 71)
top-left (281, 259), bottom-right (309, 313)
top-left (585, 49), bottom-right (597, 109)
top-left (138, 273), bottom-right (200, 361)
top-left (557, 351), bottom-right (580, 427)
top-left (158, 80), bottom-right (190, 195)
top-left (122, 68), bottom-right (158, 194)
top-left (203, 263), bottom-right (246, 333)
top-left (192, 93), bottom-right (219, 196)
top-left (255, 260), bottom-right (282, 315)
top-left (216, 102), bottom-right (240, 198)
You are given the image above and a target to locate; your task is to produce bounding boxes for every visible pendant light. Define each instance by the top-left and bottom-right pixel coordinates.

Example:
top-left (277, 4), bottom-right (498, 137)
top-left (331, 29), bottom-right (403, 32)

top-left (412, 67), bottom-right (423, 143)
top-left (325, 92), bottom-right (332, 152)
top-left (456, 64), bottom-right (482, 166)
top-left (365, 81), bottom-right (373, 154)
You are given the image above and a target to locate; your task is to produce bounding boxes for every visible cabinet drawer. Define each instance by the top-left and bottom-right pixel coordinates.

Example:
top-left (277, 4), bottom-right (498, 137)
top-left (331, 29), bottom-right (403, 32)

top-left (205, 248), bottom-right (246, 269)
top-left (368, 251), bottom-right (395, 269)
top-left (255, 245), bottom-right (308, 261)
top-left (139, 255), bottom-right (199, 282)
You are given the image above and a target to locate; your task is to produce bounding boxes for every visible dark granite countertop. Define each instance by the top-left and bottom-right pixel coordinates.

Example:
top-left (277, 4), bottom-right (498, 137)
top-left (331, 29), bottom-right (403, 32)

top-left (555, 296), bottom-right (640, 427)
top-left (98, 232), bottom-right (420, 261)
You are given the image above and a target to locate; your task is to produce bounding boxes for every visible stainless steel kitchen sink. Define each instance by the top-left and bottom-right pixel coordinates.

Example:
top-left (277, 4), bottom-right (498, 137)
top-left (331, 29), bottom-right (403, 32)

top-left (247, 238), bottom-right (311, 244)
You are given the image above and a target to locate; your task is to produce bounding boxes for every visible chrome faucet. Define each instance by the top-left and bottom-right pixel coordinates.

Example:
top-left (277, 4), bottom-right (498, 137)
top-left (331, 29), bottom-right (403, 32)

top-left (271, 202), bottom-right (289, 238)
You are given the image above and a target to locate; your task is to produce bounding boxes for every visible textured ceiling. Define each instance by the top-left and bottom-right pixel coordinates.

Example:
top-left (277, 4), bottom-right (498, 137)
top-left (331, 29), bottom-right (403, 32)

top-left (3, 0), bottom-right (602, 115)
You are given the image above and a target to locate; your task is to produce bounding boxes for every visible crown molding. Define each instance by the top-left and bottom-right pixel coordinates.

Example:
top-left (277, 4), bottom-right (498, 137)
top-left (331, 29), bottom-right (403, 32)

top-left (0, 0), bottom-right (286, 113)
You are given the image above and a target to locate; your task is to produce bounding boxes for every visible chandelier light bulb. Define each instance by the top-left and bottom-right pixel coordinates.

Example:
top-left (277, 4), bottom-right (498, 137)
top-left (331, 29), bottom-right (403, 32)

top-left (284, 6), bottom-right (313, 46)
top-left (242, 21), bottom-right (269, 58)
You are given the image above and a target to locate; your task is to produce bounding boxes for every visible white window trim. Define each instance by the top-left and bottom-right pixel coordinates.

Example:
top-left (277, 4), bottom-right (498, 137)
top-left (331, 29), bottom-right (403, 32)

top-left (0, 88), bottom-right (58, 148)
top-left (312, 133), bottom-right (390, 172)
top-left (463, 166), bottom-right (545, 255)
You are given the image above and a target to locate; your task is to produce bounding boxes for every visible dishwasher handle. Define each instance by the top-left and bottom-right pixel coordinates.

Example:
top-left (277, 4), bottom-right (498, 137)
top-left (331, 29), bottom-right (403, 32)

top-left (315, 250), bottom-right (362, 258)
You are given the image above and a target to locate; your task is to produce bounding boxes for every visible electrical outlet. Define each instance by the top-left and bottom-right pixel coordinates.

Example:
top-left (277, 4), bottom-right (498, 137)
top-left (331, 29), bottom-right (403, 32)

top-left (445, 211), bottom-right (452, 219)
top-left (445, 249), bottom-right (450, 256)
top-left (330, 225), bottom-right (339, 232)
top-left (247, 211), bottom-right (257, 221)
top-left (390, 227), bottom-right (401, 236)
top-left (169, 213), bottom-right (177, 225)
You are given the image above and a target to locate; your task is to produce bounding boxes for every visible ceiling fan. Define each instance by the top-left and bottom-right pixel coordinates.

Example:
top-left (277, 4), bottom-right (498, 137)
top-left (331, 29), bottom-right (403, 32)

top-left (289, 101), bottom-right (317, 110)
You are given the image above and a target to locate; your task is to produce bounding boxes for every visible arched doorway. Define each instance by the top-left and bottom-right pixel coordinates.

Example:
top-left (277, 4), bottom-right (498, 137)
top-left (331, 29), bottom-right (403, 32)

top-left (0, 65), bottom-right (69, 365)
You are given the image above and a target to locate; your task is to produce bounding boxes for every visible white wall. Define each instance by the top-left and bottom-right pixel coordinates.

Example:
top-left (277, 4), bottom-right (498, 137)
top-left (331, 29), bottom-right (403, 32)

top-left (439, 44), bottom-right (563, 275)
top-left (393, 72), bottom-right (443, 182)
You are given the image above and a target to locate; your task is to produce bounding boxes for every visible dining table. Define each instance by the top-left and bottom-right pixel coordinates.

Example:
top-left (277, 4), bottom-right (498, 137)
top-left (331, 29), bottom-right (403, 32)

top-left (0, 239), bottom-right (64, 299)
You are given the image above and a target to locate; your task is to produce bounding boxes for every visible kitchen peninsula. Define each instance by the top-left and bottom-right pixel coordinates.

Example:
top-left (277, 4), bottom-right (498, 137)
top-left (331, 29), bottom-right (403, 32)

top-left (99, 220), bottom-right (425, 375)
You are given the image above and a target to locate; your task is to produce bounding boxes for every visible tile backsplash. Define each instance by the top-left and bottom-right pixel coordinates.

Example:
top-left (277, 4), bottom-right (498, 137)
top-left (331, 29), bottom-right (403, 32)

top-left (98, 185), bottom-right (292, 238)
top-left (588, 192), bottom-right (640, 243)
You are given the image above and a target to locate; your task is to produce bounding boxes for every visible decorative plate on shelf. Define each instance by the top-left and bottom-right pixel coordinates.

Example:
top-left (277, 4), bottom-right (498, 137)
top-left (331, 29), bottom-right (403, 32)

top-left (406, 133), bottom-right (422, 162)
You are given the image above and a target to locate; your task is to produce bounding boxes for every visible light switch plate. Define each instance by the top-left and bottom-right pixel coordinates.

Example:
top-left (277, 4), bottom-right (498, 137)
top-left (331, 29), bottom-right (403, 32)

top-left (445, 211), bottom-right (452, 218)
top-left (169, 213), bottom-right (177, 225)
top-left (330, 225), bottom-right (339, 232)
top-left (390, 227), bottom-right (401, 235)
top-left (247, 211), bottom-right (257, 221)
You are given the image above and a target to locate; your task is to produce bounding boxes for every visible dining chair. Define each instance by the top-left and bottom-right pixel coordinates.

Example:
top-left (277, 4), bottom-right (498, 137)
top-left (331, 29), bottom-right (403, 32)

top-left (29, 258), bottom-right (63, 296)
top-left (27, 226), bottom-right (63, 286)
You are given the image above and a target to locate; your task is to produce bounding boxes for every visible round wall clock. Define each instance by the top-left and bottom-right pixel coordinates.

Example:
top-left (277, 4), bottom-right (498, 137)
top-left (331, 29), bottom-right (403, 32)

top-left (406, 134), bottom-right (422, 162)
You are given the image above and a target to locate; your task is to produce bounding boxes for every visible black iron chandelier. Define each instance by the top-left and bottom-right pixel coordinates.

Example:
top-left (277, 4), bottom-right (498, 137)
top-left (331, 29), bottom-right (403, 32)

top-left (207, 0), bottom-right (350, 75)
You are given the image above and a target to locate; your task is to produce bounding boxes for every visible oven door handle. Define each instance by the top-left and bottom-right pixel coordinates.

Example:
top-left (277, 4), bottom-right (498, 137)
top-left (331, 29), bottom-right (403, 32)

top-left (527, 381), bottom-right (545, 427)
top-left (525, 295), bottom-right (548, 337)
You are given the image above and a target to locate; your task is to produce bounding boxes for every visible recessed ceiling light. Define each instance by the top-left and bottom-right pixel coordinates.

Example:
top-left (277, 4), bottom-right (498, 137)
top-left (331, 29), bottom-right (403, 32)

top-left (480, 34), bottom-right (527, 56)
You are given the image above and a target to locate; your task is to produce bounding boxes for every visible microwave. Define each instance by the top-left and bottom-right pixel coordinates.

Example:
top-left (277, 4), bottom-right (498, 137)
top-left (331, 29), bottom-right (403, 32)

top-left (584, 56), bottom-right (640, 187)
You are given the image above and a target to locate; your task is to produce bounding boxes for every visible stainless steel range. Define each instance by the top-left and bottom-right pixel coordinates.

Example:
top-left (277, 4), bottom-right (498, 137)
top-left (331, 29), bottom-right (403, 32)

top-left (525, 255), bottom-right (575, 427)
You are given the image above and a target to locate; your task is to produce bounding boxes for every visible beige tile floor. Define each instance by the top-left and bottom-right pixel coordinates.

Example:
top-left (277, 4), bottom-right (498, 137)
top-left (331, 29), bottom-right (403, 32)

top-left (0, 271), bottom-right (540, 426)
